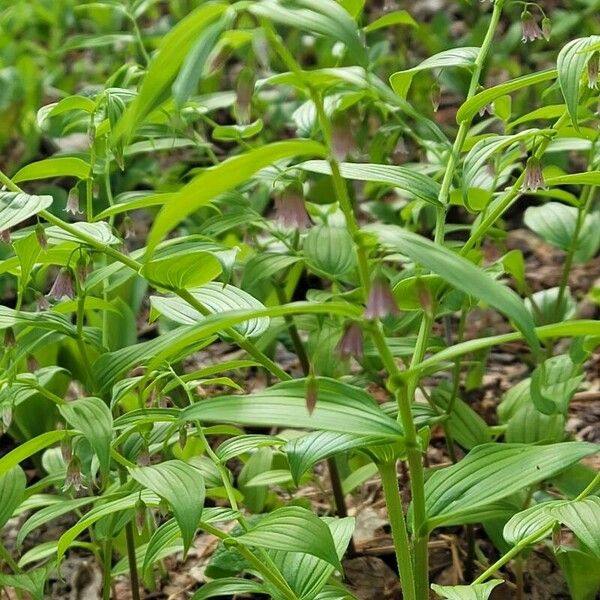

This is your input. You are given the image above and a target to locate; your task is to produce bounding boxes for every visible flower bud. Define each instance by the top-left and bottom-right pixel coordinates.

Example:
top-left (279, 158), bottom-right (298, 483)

top-left (521, 10), bottom-right (543, 43)
top-left (35, 224), bottom-right (48, 250)
top-left (65, 188), bottom-right (82, 216)
top-left (61, 436), bottom-right (72, 463)
top-left (2, 404), bottom-right (12, 429)
top-left (36, 293), bottom-right (50, 311)
top-left (27, 355), bottom-right (39, 373)
top-left (331, 119), bottom-right (355, 162)
top-left (135, 498), bottom-right (146, 534)
top-left (337, 323), bottom-right (364, 361)
top-left (48, 268), bottom-right (75, 301)
top-left (4, 327), bottom-right (15, 348)
top-left (305, 372), bottom-right (318, 415)
top-left (521, 157), bottom-right (545, 192)
top-left (235, 68), bottom-right (255, 125)
top-left (76, 256), bottom-right (89, 286)
top-left (430, 82), bottom-right (441, 112)
top-left (541, 17), bottom-right (551, 41)
top-left (364, 276), bottom-right (400, 320)
top-left (121, 215), bottom-right (135, 239)
top-left (179, 425), bottom-right (188, 449)
top-left (0, 229), bottom-right (10, 244)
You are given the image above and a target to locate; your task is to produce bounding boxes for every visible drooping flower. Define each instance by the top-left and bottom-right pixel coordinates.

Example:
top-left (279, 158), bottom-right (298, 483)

top-left (2, 404), bottom-right (12, 429)
top-left (541, 17), bottom-right (552, 41)
top-left (392, 138), bottom-right (408, 164)
top-left (65, 188), bottom-right (82, 216)
top-left (179, 424), bottom-right (188, 449)
top-left (274, 189), bottom-right (311, 230)
top-left (235, 68), bottom-right (255, 125)
top-left (47, 268), bottom-right (75, 301)
top-left (76, 256), bottom-right (89, 286)
top-left (331, 120), bottom-right (355, 162)
top-left (35, 224), bottom-right (48, 250)
top-left (0, 229), bottom-right (10, 244)
top-left (63, 456), bottom-right (85, 492)
top-left (430, 82), bottom-right (442, 112)
top-left (36, 293), bottom-right (50, 311)
top-left (61, 435), bottom-right (72, 463)
top-left (521, 10), bottom-right (543, 43)
top-left (521, 157), bottom-right (546, 192)
top-left (4, 327), bottom-right (15, 348)
top-left (121, 215), bottom-right (135, 239)
top-left (588, 53), bottom-right (599, 89)
top-left (135, 497), bottom-right (146, 534)
top-left (337, 323), bottom-right (364, 360)
top-left (364, 276), bottom-right (400, 320)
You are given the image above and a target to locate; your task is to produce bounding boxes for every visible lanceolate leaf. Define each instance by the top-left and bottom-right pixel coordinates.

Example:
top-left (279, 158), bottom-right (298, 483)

top-left (422, 442), bottom-right (598, 531)
top-left (390, 47), bottom-right (479, 99)
top-left (0, 466), bottom-right (26, 529)
top-left (141, 252), bottom-right (223, 290)
top-left (298, 160), bottom-right (441, 206)
top-left (557, 36), bottom-right (600, 128)
top-left (59, 397), bottom-right (113, 478)
top-left (235, 506), bottom-right (342, 569)
top-left (179, 378), bottom-right (404, 439)
top-left (191, 579), bottom-right (267, 600)
top-left (456, 70), bottom-right (557, 124)
top-left (12, 158), bottom-right (90, 182)
top-left (552, 497), bottom-right (600, 557)
top-left (129, 460), bottom-right (205, 552)
top-left (0, 431), bottom-right (67, 476)
top-left (0, 565), bottom-right (53, 600)
top-left (366, 225), bottom-right (540, 353)
top-left (0, 192), bottom-right (53, 231)
top-left (147, 140), bottom-right (327, 253)
top-left (113, 3), bottom-right (229, 141)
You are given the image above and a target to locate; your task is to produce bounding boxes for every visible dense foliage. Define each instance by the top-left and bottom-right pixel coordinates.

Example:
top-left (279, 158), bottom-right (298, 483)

top-left (0, 0), bottom-right (600, 598)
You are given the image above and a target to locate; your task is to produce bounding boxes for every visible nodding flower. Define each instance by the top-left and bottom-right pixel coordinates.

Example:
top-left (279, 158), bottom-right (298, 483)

top-left (47, 268), bottom-right (75, 301)
top-left (274, 189), bottom-right (311, 230)
top-left (337, 323), bottom-right (364, 361)
top-left (331, 120), bottom-right (356, 162)
top-left (521, 10), bottom-right (544, 43)
top-left (64, 456), bottom-right (85, 492)
top-left (365, 276), bottom-right (400, 320)
top-left (521, 157), bottom-right (546, 192)
top-left (305, 373), bottom-right (318, 415)
top-left (65, 188), bottom-right (83, 216)
top-left (0, 229), bottom-right (10, 244)
top-left (35, 224), bottom-right (48, 250)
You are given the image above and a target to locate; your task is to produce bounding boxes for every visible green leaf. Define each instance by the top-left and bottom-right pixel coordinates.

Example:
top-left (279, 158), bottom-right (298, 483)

top-left (45, 221), bottom-right (121, 246)
top-left (298, 160), bottom-right (441, 206)
top-left (366, 225), bottom-right (540, 354)
top-left (557, 37), bottom-right (600, 128)
top-left (503, 501), bottom-right (560, 546)
top-left (238, 447), bottom-right (272, 513)
top-left (0, 192), bottom-right (53, 231)
top-left (13, 232), bottom-right (41, 295)
top-left (113, 3), bottom-right (229, 141)
top-left (303, 226), bottom-right (356, 277)
top-left (191, 578), bottom-right (267, 600)
top-left (0, 430), bottom-right (66, 475)
top-left (250, 0), bottom-right (367, 67)
top-left (0, 466), bottom-right (26, 529)
top-left (59, 397), bottom-right (113, 478)
top-left (552, 497), bottom-right (600, 557)
top-left (505, 402), bottom-right (565, 444)
top-left (431, 385), bottom-right (490, 450)
top-left (285, 431), bottom-right (388, 485)
top-left (62, 33), bottom-right (135, 51)
top-left (269, 517), bottom-right (355, 600)
top-left (556, 547), bottom-right (600, 600)
top-left (173, 15), bottom-right (230, 107)
top-left (241, 253), bottom-right (302, 289)
top-left (390, 47), bottom-right (478, 99)
top-left (12, 158), bottom-right (90, 182)
top-left (57, 490), bottom-right (159, 562)
top-left (148, 140), bottom-right (327, 253)
top-left (180, 377), bottom-right (404, 439)
top-left (363, 10), bottom-right (416, 33)
top-left (456, 70), bottom-right (557, 124)
top-left (530, 354), bottom-right (583, 415)
top-left (141, 252), bottom-right (223, 289)
top-left (18, 496), bottom-right (98, 546)
top-left (431, 581), bottom-right (503, 600)
top-left (150, 282), bottom-right (269, 338)
top-left (236, 506), bottom-right (342, 569)
top-left (0, 566), bottom-right (53, 600)
top-left (524, 202), bottom-right (600, 263)
top-left (129, 460), bottom-right (205, 552)
top-left (213, 119), bottom-right (264, 141)
top-left (216, 435), bottom-right (284, 462)
top-left (423, 442), bottom-right (598, 531)
top-left (37, 95), bottom-right (96, 126)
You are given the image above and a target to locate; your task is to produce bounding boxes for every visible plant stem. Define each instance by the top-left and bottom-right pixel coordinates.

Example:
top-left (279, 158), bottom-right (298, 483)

top-left (379, 463), bottom-right (416, 600)
top-left (274, 284), bottom-right (310, 375)
top-left (102, 539), bottom-right (113, 600)
top-left (434, 0), bottom-right (505, 243)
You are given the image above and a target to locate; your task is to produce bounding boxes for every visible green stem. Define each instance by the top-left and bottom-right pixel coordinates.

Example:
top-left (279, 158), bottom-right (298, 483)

top-left (434, 0), bottom-right (505, 243)
top-left (274, 284), bottom-right (310, 375)
top-left (102, 539), bottom-right (113, 600)
top-left (119, 466), bottom-right (141, 600)
top-left (379, 463), bottom-right (416, 600)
